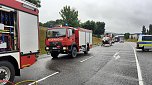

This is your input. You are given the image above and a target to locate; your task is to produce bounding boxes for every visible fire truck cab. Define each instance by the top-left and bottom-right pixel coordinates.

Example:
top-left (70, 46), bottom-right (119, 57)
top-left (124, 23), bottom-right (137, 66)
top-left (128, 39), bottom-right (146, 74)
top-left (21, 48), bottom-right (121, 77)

top-left (0, 0), bottom-right (39, 84)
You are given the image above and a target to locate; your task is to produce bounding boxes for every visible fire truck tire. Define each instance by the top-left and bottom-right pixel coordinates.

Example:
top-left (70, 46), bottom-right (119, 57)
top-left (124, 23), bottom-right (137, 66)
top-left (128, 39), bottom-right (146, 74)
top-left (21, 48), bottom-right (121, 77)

top-left (0, 61), bottom-right (15, 84)
top-left (70, 47), bottom-right (77, 58)
top-left (51, 53), bottom-right (59, 58)
top-left (84, 47), bottom-right (89, 54)
top-left (84, 50), bottom-right (88, 54)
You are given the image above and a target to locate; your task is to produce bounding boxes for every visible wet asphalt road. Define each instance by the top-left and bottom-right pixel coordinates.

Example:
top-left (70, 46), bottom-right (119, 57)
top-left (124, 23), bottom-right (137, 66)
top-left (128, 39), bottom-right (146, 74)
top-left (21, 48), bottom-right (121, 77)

top-left (14, 42), bottom-right (152, 85)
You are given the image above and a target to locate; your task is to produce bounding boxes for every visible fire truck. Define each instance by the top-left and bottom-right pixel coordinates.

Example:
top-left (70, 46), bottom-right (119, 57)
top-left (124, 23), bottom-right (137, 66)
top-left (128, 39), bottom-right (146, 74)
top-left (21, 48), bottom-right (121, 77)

top-left (0, 0), bottom-right (39, 83)
top-left (45, 26), bottom-right (92, 58)
top-left (102, 33), bottom-right (113, 46)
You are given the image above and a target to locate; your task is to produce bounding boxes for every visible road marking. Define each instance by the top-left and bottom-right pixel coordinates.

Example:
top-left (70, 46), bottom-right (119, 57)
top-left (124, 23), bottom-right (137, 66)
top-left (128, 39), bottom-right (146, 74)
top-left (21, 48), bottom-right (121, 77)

top-left (28, 72), bottom-right (59, 85)
top-left (130, 44), bottom-right (144, 85)
top-left (115, 55), bottom-right (120, 60)
top-left (113, 51), bottom-right (120, 60)
top-left (80, 56), bottom-right (94, 63)
top-left (113, 51), bottom-right (119, 57)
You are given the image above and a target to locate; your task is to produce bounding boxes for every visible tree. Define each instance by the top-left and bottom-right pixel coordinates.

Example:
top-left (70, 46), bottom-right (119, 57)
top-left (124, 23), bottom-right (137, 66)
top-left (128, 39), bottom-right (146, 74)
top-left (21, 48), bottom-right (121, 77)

top-left (81, 20), bottom-right (96, 32)
top-left (40, 19), bottom-right (63, 27)
top-left (95, 22), bottom-right (105, 35)
top-left (59, 6), bottom-right (79, 27)
top-left (124, 33), bottom-right (130, 39)
top-left (142, 25), bottom-right (146, 35)
top-left (55, 19), bottom-right (63, 25)
top-left (39, 22), bottom-right (43, 26)
top-left (26, 0), bottom-right (41, 7)
top-left (43, 21), bottom-right (56, 28)
top-left (149, 24), bottom-right (152, 35)
top-left (81, 20), bottom-right (105, 37)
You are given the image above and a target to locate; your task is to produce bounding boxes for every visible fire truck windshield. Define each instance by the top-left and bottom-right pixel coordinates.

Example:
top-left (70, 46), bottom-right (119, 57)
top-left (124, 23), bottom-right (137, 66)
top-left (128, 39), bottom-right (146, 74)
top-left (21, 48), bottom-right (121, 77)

top-left (47, 28), bottom-right (66, 38)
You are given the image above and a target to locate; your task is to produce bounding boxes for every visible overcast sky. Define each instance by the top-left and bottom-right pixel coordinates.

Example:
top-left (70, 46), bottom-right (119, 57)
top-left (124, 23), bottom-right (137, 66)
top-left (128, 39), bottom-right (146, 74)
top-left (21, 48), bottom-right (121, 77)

top-left (39, 0), bottom-right (152, 33)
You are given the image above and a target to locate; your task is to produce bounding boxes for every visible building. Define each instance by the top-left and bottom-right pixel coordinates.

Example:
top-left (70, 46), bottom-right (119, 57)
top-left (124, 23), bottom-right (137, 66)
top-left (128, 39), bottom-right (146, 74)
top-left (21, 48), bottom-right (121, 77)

top-left (129, 33), bottom-right (142, 39)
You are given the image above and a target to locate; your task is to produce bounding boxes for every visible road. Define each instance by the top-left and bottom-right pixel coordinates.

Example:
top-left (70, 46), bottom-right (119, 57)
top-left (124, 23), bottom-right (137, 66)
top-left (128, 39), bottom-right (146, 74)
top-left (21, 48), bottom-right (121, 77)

top-left (14, 42), bottom-right (152, 85)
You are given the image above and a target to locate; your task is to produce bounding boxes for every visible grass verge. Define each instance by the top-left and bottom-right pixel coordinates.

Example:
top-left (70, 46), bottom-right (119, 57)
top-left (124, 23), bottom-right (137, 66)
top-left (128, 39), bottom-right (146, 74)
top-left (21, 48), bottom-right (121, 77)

top-left (126, 39), bottom-right (137, 42)
top-left (39, 27), bottom-right (47, 54)
top-left (93, 37), bottom-right (102, 45)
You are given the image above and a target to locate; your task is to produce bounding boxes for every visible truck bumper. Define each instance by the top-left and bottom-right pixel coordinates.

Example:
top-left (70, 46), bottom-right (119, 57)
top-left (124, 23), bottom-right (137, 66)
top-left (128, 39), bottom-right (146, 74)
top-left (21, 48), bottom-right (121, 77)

top-left (45, 46), bottom-right (69, 54)
top-left (102, 41), bottom-right (110, 44)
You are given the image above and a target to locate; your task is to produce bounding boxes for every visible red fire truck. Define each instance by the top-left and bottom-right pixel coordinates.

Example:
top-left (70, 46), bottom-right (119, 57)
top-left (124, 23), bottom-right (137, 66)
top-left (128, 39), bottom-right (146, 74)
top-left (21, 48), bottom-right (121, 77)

top-left (45, 26), bottom-right (92, 58)
top-left (0, 0), bottom-right (39, 84)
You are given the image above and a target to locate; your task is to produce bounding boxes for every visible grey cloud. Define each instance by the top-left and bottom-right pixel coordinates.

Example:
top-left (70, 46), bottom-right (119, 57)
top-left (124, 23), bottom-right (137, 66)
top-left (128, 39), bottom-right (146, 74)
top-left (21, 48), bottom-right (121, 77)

top-left (79, 0), bottom-right (152, 33)
top-left (40, 0), bottom-right (152, 33)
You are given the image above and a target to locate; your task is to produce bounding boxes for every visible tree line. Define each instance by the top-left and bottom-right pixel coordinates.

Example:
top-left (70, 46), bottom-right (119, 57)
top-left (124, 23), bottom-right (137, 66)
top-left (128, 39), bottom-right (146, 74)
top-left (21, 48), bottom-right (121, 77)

top-left (40, 20), bottom-right (105, 36)
top-left (142, 25), bottom-right (152, 35)
top-left (124, 24), bottom-right (152, 40)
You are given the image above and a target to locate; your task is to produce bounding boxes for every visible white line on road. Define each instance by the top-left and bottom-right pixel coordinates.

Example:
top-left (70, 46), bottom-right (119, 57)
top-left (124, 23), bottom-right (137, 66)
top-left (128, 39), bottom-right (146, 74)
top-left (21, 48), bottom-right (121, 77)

top-left (113, 51), bottom-right (121, 60)
top-left (80, 56), bottom-right (94, 63)
top-left (115, 55), bottom-right (120, 60)
top-left (28, 72), bottom-right (59, 85)
top-left (130, 44), bottom-right (144, 85)
top-left (113, 51), bottom-right (120, 57)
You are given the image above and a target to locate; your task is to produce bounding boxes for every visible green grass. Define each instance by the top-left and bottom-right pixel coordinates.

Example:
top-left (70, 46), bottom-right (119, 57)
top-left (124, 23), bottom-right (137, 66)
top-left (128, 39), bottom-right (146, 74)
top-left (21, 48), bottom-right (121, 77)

top-left (39, 27), bottom-right (102, 54)
top-left (126, 39), bottom-right (137, 42)
top-left (39, 27), bottom-right (47, 54)
top-left (93, 37), bottom-right (102, 45)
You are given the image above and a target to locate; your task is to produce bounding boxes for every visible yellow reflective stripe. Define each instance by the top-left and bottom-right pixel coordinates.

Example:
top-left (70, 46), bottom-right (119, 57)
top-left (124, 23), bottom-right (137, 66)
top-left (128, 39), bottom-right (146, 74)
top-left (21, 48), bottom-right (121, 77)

top-left (15, 80), bottom-right (37, 85)
top-left (139, 44), bottom-right (152, 47)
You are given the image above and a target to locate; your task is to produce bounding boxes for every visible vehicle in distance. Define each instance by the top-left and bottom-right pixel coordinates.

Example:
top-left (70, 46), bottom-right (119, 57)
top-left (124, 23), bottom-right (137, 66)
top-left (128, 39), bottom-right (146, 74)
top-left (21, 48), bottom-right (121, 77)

top-left (0, 0), bottom-right (39, 84)
top-left (114, 35), bottom-right (124, 43)
top-left (136, 35), bottom-right (152, 51)
top-left (102, 33), bottom-right (112, 46)
top-left (45, 26), bottom-right (92, 58)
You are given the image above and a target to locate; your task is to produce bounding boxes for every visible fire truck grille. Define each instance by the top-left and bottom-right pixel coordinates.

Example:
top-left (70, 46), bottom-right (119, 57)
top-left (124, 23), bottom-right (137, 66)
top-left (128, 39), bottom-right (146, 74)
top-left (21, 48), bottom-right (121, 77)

top-left (50, 42), bottom-right (62, 47)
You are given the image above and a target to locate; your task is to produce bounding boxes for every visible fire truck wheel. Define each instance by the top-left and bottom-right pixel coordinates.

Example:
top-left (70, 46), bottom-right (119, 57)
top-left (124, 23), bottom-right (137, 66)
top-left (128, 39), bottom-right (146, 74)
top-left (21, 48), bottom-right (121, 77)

top-left (71, 47), bottom-right (77, 58)
top-left (0, 61), bottom-right (15, 84)
top-left (84, 50), bottom-right (88, 54)
top-left (51, 53), bottom-right (59, 58)
top-left (84, 47), bottom-right (88, 54)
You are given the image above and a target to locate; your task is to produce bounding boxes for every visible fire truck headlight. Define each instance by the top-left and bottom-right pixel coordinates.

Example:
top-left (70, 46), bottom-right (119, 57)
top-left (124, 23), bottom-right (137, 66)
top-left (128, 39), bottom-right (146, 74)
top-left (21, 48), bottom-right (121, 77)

top-left (46, 47), bottom-right (49, 50)
top-left (63, 47), bottom-right (66, 50)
